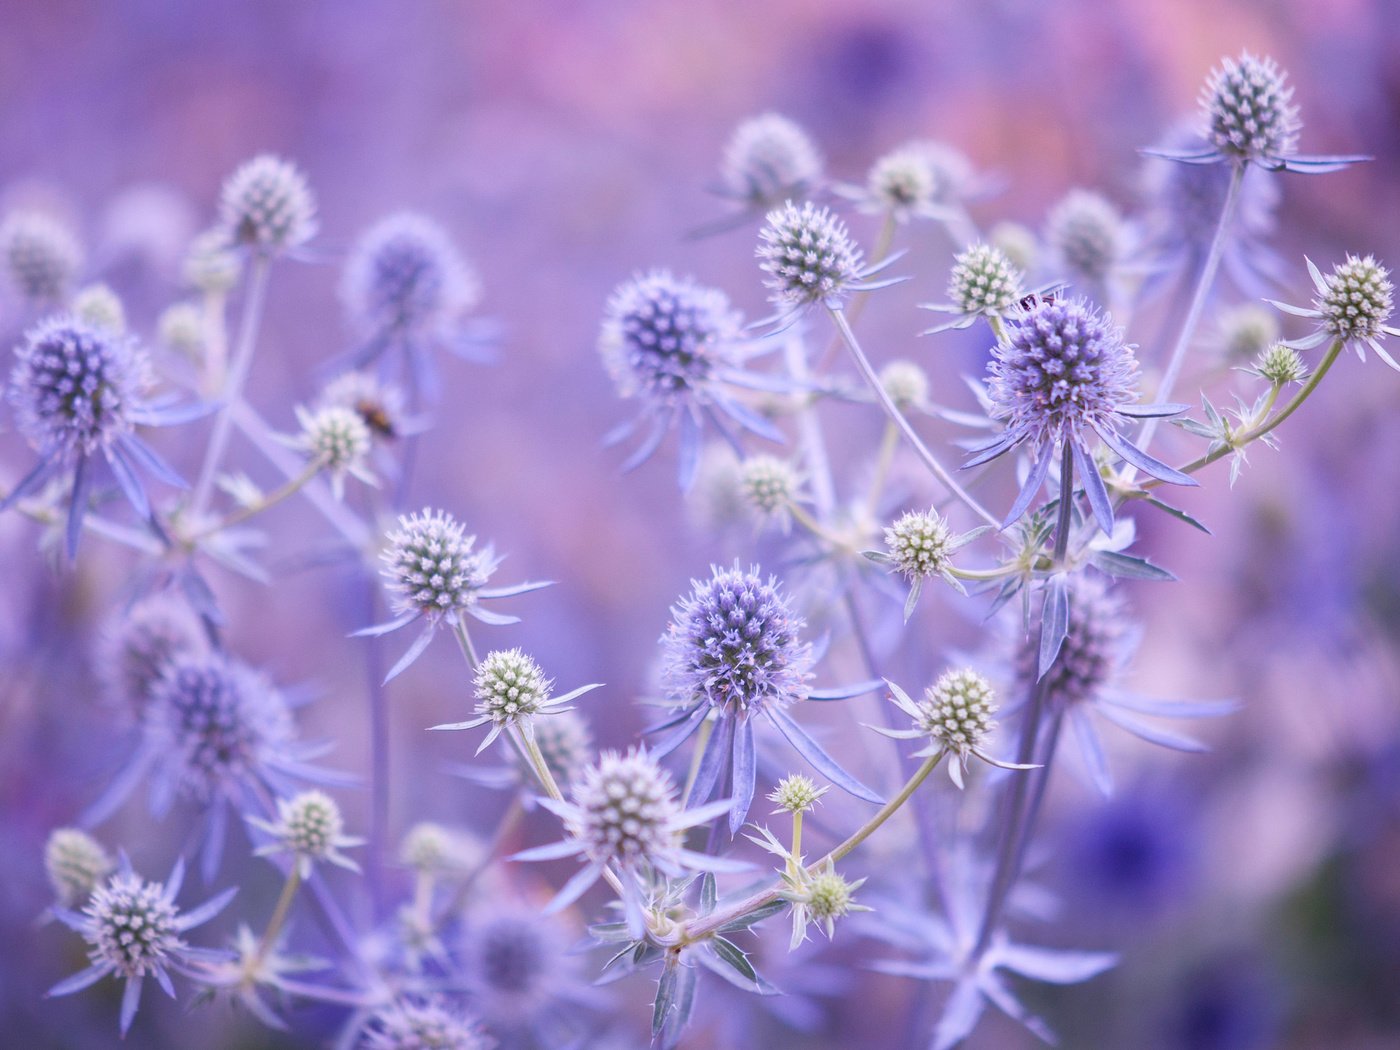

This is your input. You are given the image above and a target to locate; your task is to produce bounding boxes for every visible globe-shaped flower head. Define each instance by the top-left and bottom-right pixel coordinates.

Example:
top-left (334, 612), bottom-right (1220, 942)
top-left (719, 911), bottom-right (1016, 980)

top-left (924, 243), bottom-right (1025, 331)
top-left (1045, 190), bottom-right (1125, 293)
top-left (342, 212), bottom-right (478, 342)
top-left (970, 296), bottom-right (1194, 531)
top-left (1202, 53), bottom-right (1300, 165)
top-left (757, 201), bottom-right (865, 309)
top-left (362, 999), bottom-right (492, 1050)
top-left (720, 113), bottom-right (823, 208)
top-left (600, 271), bottom-right (779, 488)
top-left (1271, 255), bottom-right (1400, 370)
top-left (1017, 577), bottom-right (1125, 711)
top-left (45, 828), bottom-right (113, 907)
top-left (0, 210), bottom-right (82, 303)
top-left (219, 154), bottom-right (316, 255)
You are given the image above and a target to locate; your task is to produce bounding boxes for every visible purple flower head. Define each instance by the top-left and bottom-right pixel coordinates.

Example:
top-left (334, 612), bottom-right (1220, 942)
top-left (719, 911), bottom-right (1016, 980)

top-left (219, 154), bottom-right (316, 255)
top-left (969, 296), bottom-right (1194, 531)
top-left (757, 201), bottom-right (865, 308)
top-left (600, 271), bottom-right (781, 489)
top-left (719, 113), bottom-right (823, 209)
top-left (1271, 255), bottom-right (1400, 371)
top-left (48, 856), bottom-right (236, 1036)
top-left (343, 211), bottom-right (479, 342)
top-left (0, 209), bottom-right (82, 303)
top-left (95, 593), bottom-right (208, 717)
top-left (362, 998), bottom-right (492, 1050)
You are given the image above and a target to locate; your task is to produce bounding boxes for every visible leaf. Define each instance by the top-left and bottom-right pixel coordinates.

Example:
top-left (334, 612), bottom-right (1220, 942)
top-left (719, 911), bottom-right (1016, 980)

top-left (1088, 550), bottom-right (1176, 582)
top-left (710, 936), bottom-right (758, 984)
top-left (1037, 575), bottom-right (1070, 679)
top-left (652, 959), bottom-right (679, 1037)
top-left (1145, 497), bottom-right (1212, 534)
top-left (765, 707), bottom-right (884, 804)
top-left (718, 898), bottom-right (789, 933)
top-left (699, 873), bottom-right (717, 916)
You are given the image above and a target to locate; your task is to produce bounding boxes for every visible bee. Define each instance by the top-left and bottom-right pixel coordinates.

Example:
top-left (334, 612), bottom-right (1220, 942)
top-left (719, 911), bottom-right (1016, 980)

top-left (355, 398), bottom-right (397, 440)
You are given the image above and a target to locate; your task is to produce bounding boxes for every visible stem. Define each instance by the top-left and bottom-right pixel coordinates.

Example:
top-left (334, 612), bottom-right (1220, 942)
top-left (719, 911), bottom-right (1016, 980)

top-left (681, 717), bottom-right (715, 801)
top-left (826, 751), bottom-right (943, 864)
top-left (192, 256), bottom-right (272, 515)
top-left (186, 460), bottom-right (321, 541)
top-left (816, 212), bottom-right (898, 373)
top-left (1134, 164), bottom-right (1245, 460)
top-left (1052, 442), bottom-right (1074, 564)
top-left (254, 865), bottom-right (301, 966)
top-left (787, 500), bottom-right (852, 550)
top-left (363, 579), bottom-right (390, 920)
top-left (864, 421), bottom-right (900, 516)
top-left (827, 306), bottom-right (998, 528)
top-left (782, 330), bottom-right (838, 518)
top-left (451, 620), bottom-right (480, 670)
top-left (791, 809), bottom-right (804, 862)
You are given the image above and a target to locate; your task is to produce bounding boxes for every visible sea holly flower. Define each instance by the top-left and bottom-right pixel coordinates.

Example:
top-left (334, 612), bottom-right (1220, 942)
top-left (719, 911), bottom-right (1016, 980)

top-left (873, 670), bottom-right (1035, 788)
top-left (192, 923), bottom-right (328, 1032)
top-left (599, 270), bottom-right (783, 489)
top-left (716, 113), bottom-right (823, 212)
top-left (2, 314), bottom-right (204, 558)
top-left (44, 828), bottom-right (114, 909)
top-left (0, 209), bottom-right (82, 304)
top-left (756, 201), bottom-right (904, 314)
top-left (291, 403), bottom-right (376, 498)
top-left (361, 998), bottom-right (492, 1050)
top-left (247, 789), bottom-right (364, 877)
top-left (1269, 255), bottom-right (1400, 370)
top-left (429, 647), bottom-right (601, 755)
top-left (864, 509), bottom-right (990, 620)
top-left (1145, 52), bottom-right (1366, 173)
top-left (513, 748), bottom-right (744, 937)
top-left (219, 154), bottom-right (317, 256)
top-left (919, 243), bottom-right (1027, 334)
top-left (965, 295), bottom-right (1195, 534)
top-left (650, 565), bottom-right (883, 834)
top-left (1044, 189), bottom-right (1126, 304)
top-left (47, 856), bottom-right (236, 1037)
top-left (1008, 575), bottom-right (1237, 796)
top-left (778, 859), bottom-right (869, 948)
top-left (356, 508), bottom-right (551, 681)
top-left (837, 140), bottom-right (987, 227)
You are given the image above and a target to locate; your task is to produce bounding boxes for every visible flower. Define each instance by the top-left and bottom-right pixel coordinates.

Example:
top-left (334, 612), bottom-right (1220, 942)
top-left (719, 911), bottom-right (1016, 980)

top-left (72, 283), bottom-right (126, 332)
top-left (600, 270), bottom-right (781, 489)
top-left (878, 360), bottom-right (930, 409)
top-left (1044, 189), bottom-right (1125, 296)
top-left (293, 403), bottom-right (375, 497)
top-left (1217, 303), bottom-right (1281, 362)
top-left (769, 773), bottom-right (828, 814)
top-left (399, 822), bottom-right (483, 876)
top-left (875, 670), bottom-right (1032, 788)
top-left (966, 295), bottom-right (1195, 533)
top-left (1008, 575), bottom-right (1236, 795)
top-left (738, 454), bottom-right (801, 524)
top-left (780, 859), bottom-right (869, 946)
top-left (1250, 343), bottom-right (1307, 386)
top-left (920, 243), bottom-right (1025, 333)
top-left (318, 370), bottom-right (410, 442)
top-left (219, 154), bottom-right (316, 254)
top-left (718, 113), bottom-right (823, 209)
top-left (361, 998), bottom-right (492, 1050)
top-left (757, 201), bottom-right (873, 310)
top-left (0, 210), bottom-right (81, 303)
top-left (429, 647), bottom-right (601, 755)
top-left (44, 828), bottom-right (113, 908)
top-left (652, 565), bottom-right (881, 833)
top-left (95, 593), bottom-right (207, 716)
top-left (865, 509), bottom-right (986, 619)
top-left (514, 747), bottom-right (743, 937)
top-left (3, 314), bottom-right (196, 558)
top-left (249, 789), bottom-right (364, 877)
top-left (1270, 255), bottom-right (1400, 370)
top-left (48, 857), bottom-right (236, 1036)
top-left (460, 907), bottom-right (593, 1032)
top-left (1145, 52), bottom-right (1365, 174)
top-left (356, 508), bottom-right (550, 681)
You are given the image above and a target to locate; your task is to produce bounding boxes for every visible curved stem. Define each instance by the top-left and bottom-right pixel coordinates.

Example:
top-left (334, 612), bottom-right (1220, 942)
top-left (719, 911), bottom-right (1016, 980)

top-left (1134, 164), bottom-right (1245, 460)
top-left (186, 460), bottom-right (321, 541)
top-left (362, 579), bottom-right (390, 920)
top-left (451, 620), bottom-right (480, 670)
top-left (253, 866), bottom-right (301, 967)
top-left (192, 256), bottom-right (271, 515)
top-left (826, 306), bottom-right (998, 528)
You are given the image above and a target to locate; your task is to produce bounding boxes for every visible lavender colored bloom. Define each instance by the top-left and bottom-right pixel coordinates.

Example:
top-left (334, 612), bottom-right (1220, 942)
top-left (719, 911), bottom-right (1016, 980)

top-left (513, 747), bottom-right (742, 937)
top-left (0, 209), bottom-right (82, 303)
top-left (758, 201), bottom-right (897, 311)
top-left (219, 154), bottom-right (317, 255)
top-left (248, 789), bottom-right (364, 877)
top-left (1270, 254), bottom-right (1400, 370)
top-left (356, 508), bottom-right (551, 681)
top-left (718, 113), bottom-right (823, 210)
top-left (600, 270), bottom-right (782, 489)
top-left (1146, 52), bottom-right (1365, 174)
top-left (920, 243), bottom-right (1026, 334)
top-left (966, 295), bottom-right (1195, 532)
top-left (362, 998), bottom-right (493, 1050)
top-left (650, 565), bottom-right (881, 833)
top-left (3, 315), bottom-right (197, 557)
top-left (44, 828), bottom-right (114, 908)
top-left (1010, 575), bottom-right (1236, 795)
top-left (95, 593), bottom-right (208, 716)
top-left (47, 856), bottom-right (235, 1036)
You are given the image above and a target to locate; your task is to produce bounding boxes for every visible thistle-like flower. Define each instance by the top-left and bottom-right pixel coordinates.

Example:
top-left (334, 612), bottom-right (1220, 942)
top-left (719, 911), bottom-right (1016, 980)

top-left (879, 360), bottom-right (930, 410)
top-left (1270, 255), bottom-right (1400, 370)
top-left (356, 508), bottom-right (550, 681)
top-left (219, 154), bottom-right (316, 255)
top-left (1250, 343), bottom-right (1307, 386)
top-left (361, 998), bottom-right (493, 1050)
top-left (1145, 52), bottom-right (1365, 174)
top-left (400, 822), bottom-right (483, 876)
top-left (600, 270), bottom-right (781, 488)
top-left (780, 859), bottom-right (869, 947)
top-left (920, 243), bottom-right (1026, 333)
top-left (863, 509), bottom-right (986, 619)
top-left (72, 283), bottom-right (126, 332)
top-left (157, 302), bottom-right (207, 363)
top-left (249, 789), bottom-right (364, 877)
top-left (966, 295), bottom-right (1195, 533)
top-left (1045, 190), bottom-right (1125, 298)
top-left (430, 647), bottom-right (601, 755)
top-left (1009, 575), bottom-right (1236, 795)
top-left (47, 857), bottom-right (236, 1036)
top-left (717, 113), bottom-right (823, 210)
top-left (95, 593), bottom-right (207, 716)
top-left (0, 210), bottom-right (81, 303)
top-left (738, 454), bottom-right (802, 526)
top-left (769, 772), bottom-right (828, 815)
top-left (461, 907), bottom-right (590, 1033)
top-left (183, 228), bottom-right (242, 293)
top-left (757, 201), bottom-right (897, 311)
top-left (318, 370), bottom-right (411, 443)
top-left (1217, 303), bottom-right (1281, 362)
top-left (875, 670), bottom-right (1032, 787)
top-left (514, 747), bottom-right (741, 936)
top-left (2, 314), bottom-right (196, 558)
top-left (652, 565), bottom-right (881, 833)
top-left (292, 403), bottom-right (375, 498)
top-left (44, 828), bottom-right (114, 907)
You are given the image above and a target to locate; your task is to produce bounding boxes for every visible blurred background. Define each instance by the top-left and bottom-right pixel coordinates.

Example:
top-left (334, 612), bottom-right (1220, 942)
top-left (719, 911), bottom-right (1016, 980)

top-left (2, 0), bottom-right (1400, 1046)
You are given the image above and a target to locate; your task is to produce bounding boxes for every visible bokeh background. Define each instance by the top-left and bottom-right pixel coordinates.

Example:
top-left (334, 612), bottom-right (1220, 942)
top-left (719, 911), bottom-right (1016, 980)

top-left (3, 1), bottom-right (1400, 1047)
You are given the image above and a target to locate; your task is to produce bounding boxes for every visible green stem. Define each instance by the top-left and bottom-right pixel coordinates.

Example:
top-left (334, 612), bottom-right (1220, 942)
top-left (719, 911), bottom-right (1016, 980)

top-left (452, 620), bottom-right (480, 670)
top-left (827, 306), bottom-right (999, 528)
top-left (816, 212), bottom-right (897, 373)
top-left (254, 865), bottom-right (302, 966)
top-left (187, 460), bottom-right (321, 542)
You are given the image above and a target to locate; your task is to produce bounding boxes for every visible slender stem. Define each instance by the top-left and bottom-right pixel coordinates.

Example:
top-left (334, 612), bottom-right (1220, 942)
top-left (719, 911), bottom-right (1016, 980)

top-left (816, 212), bottom-right (898, 373)
top-left (362, 579), bottom-right (390, 920)
top-left (186, 460), bottom-right (321, 541)
top-left (1134, 164), bottom-right (1245, 460)
top-left (864, 421), bottom-right (900, 516)
top-left (254, 865), bottom-right (302, 966)
top-left (10, 499), bottom-right (164, 555)
top-left (680, 751), bottom-right (943, 942)
top-left (787, 500), bottom-right (853, 550)
top-left (192, 255), bottom-right (272, 515)
top-left (791, 809), bottom-right (804, 862)
top-left (827, 306), bottom-right (999, 528)
top-left (782, 330), bottom-right (838, 518)
top-left (1052, 442), bottom-right (1074, 564)
top-left (451, 620), bottom-right (480, 670)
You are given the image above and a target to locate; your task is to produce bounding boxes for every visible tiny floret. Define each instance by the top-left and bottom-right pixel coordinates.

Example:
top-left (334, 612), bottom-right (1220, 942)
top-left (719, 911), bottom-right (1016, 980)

top-left (0, 210), bottom-right (81, 302)
top-left (1218, 303), bottom-right (1279, 361)
top-left (721, 113), bottom-right (823, 207)
top-left (1203, 53), bottom-right (1300, 163)
top-left (475, 648), bottom-right (551, 725)
top-left (219, 154), bottom-right (317, 254)
top-left (884, 510), bottom-right (954, 581)
top-left (866, 143), bottom-right (938, 216)
top-left (948, 244), bottom-right (1024, 317)
top-left (295, 403), bottom-right (373, 497)
top-left (72, 284), bottom-right (126, 333)
top-left (879, 360), bottom-right (930, 409)
top-left (1318, 254), bottom-right (1393, 341)
top-left (362, 999), bottom-right (491, 1050)
top-left (45, 828), bottom-right (113, 907)
top-left (399, 822), bottom-right (482, 875)
top-left (251, 790), bottom-right (362, 876)
top-left (157, 302), bottom-right (206, 362)
top-left (757, 201), bottom-right (864, 308)
top-left (383, 509), bottom-right (495, 621)
top-left (740, 454), bottom-right (799, 516)
top-left (1046, 189), bottom-right (1125, 287)
top-left (769, 773), bottom-right (827, 814)
top-left (319, 370), bottom-right (408, 441)
top-left (804, 868), bottom-right (859, 925)
top-left (920, 669), bottom-right (998, 756)
top-left (1254, 343), bottom-right (1306, 386)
